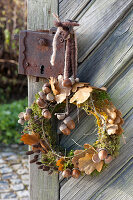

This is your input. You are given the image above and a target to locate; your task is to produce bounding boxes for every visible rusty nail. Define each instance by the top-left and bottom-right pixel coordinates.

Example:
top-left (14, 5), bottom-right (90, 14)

top-left (38, 38), bottom-right (47, 46)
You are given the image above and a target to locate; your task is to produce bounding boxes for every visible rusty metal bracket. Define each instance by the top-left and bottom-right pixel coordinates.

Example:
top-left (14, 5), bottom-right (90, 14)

top-left (18, 29), bottom-right (65, 79)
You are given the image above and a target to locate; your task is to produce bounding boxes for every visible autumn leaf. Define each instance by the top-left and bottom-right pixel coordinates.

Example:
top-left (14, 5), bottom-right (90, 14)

top-left (70, 87), bottom-right (93, 104)
top-left (21, 133), bottom-right (40, 145)
top-left (72, 150), bottom-right (86, 168)
top-left (72, 82), bottom-right (90, 93)
top-left (78, 153), bottom-right (103, 175)
top-left (50, 75), bottom-right (71, 104)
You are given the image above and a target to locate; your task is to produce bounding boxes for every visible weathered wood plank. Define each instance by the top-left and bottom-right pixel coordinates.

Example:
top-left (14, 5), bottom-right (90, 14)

top-left (77, 9), bottom-right (133, 87)
top-left (60, 111), bottom-right (133, 199)
top-left (27, 1), bottom-right (59, 200)
top-left (90, 158), bottom-right (133, 200)
top-left (62, 0), bottom-right (132, 62)
top-left (59, 0), bottom-right (91, 20)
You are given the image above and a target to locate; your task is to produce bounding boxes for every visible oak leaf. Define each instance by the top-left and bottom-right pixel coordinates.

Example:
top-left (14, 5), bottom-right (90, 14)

top-left (72, 82), bottom-right (90, 93)
top-left (50, 75), bottom-right (71, 104)
top-left (78, 153), bottom-right (103, 175)
top-left (70, 87), bottom-right (93, 104)
top-left (21, 132), bottom-right (40, 145)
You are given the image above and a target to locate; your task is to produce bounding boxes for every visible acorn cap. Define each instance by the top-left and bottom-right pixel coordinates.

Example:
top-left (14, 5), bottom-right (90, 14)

top-left (42, 109), bottom-right (52, 119)
top-left (63, 117), bottom-right (75, 130)
top-left (18, 112), bottom-right (24, 119)
top-left (92, 153), bottom-right (101, 163)
top-left (36, 98), bottom-right (47, 108)
top-left (46, 93), bottom-right (54, 101)
top-left (38, 91), bottom-right (46, 100)
top-left (42, 86), bottom-right (51, 94)
top-left (56, 114), bottom-right (66, 120)
top-left (59, 124), bottom-right (71, 135)
top-left (104, 155), bottom-right (113, 164)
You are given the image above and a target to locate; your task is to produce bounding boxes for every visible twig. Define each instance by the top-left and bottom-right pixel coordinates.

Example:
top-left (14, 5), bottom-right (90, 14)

top-left (71, 139), bottom-right (84, 148)
top-left (0, 59), bottom-right (18, 65)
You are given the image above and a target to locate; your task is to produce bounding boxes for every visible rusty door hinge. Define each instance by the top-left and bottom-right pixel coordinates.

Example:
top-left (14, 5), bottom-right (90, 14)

top-left (18, 29), bottom-right (65, 79)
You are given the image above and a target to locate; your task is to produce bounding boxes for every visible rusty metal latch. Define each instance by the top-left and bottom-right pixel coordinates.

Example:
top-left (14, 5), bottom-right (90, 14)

top-left (18, 29), bottom-right (65, 79)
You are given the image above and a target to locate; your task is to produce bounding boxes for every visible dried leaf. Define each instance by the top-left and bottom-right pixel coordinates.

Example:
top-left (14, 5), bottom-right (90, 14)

top-left (21, 133), bottom-right (40, 145)
top-left (78, 153), bottom-right (104, 175)
top-left (72, 82), bottom-right (90, 92)
top-left (72, 150), bottom-right (86, 168)
top-left (50, 75), bottom-right (71, 103)
top-left (49, 77), bottom-right (60, 95)
top-left (70, 87), bottom-right (93, 104)
top-left (84, 144), bottom-right (96, 153)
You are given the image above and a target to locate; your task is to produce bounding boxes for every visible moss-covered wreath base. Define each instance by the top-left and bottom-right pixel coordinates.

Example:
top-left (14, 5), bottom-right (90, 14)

top-left (18, 75), bottom-right (124, 178)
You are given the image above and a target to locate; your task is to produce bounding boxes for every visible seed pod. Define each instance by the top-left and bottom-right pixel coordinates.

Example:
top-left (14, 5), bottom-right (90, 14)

top-left (59, 124), bottom-right (71, 135)
top-left (116, 126), bottom-right (123, 135)
top-left (30, 158), bottom-right (38, 163)
top-left (38, 91), bottom-right (46, 101)
top-left (18, 119), bottom-right (25, 125)
top-left (72, 169), bottom-right (80, 178)
top-left (92, 154), bottom-right (101, 163)
top-left (114, 116), bottom-right (121, 124)
top-left (26, 151), bottom-right (34, 155)
top-left (46, 93), bottom-right (54, 101)
top-left (56, 114), bottom-right (66, 120)
top-left (43, 82), bottom-right (51, 88)
top-left (42, 109), bottom-right (52, 119)
top-left (63, 117), bottom-right (75, 130)
top-left (38, 165), bottom-right (44, 169)
top-left (119, 118), bottom-right (124, 125)
top-left (98, 149), bottom-right (108, 160)
top-left (62, 79), bottom-right (72, 87)
top-left (105, 155), bottom-right (113, 164)
top-left (18, 112), bottom-right (24, 119)
top-left (36, 162), bottom-right (42, 165)
top-left (36, 98), bottom-right (47, 108)
top-left (42, 86), bottom-right (51, 94)
top-left (24, 113), bottom-right (30, 121)
top-left (43, 166), bottom-right (50, 171)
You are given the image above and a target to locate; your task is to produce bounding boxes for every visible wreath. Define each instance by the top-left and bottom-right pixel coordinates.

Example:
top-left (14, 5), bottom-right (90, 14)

top-left (18, 15), bottom-right (124, 179)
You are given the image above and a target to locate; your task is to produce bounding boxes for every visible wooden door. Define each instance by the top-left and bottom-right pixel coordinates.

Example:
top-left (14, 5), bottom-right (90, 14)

top-left (28, 0), bottom-right (133, 199)
top-left (59, 0), bottom-right (133, 199)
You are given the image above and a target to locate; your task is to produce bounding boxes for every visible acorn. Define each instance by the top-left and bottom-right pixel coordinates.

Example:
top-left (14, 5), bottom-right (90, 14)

top-left (38, 165), bottom-right (44, 169)
top-left (62, 169), bottom-right (71, 178)
top-left (59, 124), bottom-right (71, 135)
top-left (62, 79), bottom-right (72, 87)
top-left (42, 86), bottom-right (51, 94)
top-left (30, 158), bottom-right (38, 163)
top-left (26, 150), bottom-right (34, 155)
top-left (43, 166), bottom-right (50, 171)
top-left (75, 78), bottom-right (79, 82)
top-left (92, 153), bottom-right (101, 163)
top-left (24, 113), bottom-right (30, 121)
top-left (56, 113), bottom-right (66, 120)
top-left (42, 109), bottom-right (52, 119)
top-left (18, 118), bottom-right (25, 125)
top-left (46, 93), bottom-right (54, 101)
top-left (105, 155), bottom-right (113, 164)
top-left (63, 117), bottom-right (75, 130)
top-left (36, 162), bottom-right (42, 165)
top-left (109, 111), bottom-right (116, 120)
top-left (114, 116), bottom-right (121, 124)
top-left (38, 91), bottom-right (46, 101)
top-left (36, 98), bottom-right (47, 108)
top-left (69, 77), bottom-right (75, 85)
top-left (18, 112), bottom-right (24, 119)
top-left (72, 169), bottom-right (81, 178)
top-left (43, 82), bottom-right (51, 88)
top-left (98, 149), bottom-right (108, 160)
